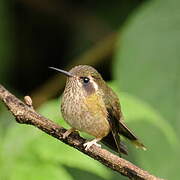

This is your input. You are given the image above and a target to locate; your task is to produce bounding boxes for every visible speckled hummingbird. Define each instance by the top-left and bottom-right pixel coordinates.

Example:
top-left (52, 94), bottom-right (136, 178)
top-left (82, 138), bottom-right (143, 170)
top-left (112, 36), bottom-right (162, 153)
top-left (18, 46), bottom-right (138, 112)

top-left (50, 65), bottom-right (146, 156)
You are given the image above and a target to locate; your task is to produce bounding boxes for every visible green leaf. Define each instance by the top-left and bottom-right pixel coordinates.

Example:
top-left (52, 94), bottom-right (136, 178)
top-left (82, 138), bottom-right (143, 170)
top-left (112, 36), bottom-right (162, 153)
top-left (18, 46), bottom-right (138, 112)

top-left (113, 0), bottom-right (180, 179)
top-left (10, 162), bottom-right (73, 180)
top-left (109, 82), bottom-right (180, 179)
top-left (114, 0), bottom-right (180, 135)
top-left (109, 82), bottom-right (179, 147)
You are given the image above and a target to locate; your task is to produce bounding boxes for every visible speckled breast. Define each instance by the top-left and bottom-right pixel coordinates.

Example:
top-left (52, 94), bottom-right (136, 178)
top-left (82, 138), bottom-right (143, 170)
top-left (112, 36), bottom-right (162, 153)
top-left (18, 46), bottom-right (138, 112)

top-left (61, 91), bottom-right (110, 138)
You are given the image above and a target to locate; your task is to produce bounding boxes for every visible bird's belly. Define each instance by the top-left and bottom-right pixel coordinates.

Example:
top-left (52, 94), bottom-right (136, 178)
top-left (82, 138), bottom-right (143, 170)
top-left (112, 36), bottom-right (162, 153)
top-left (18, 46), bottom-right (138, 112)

top-left (61, 97), bottom-right (110, 138)
top-left (66, 111), bottom-right (110, 138)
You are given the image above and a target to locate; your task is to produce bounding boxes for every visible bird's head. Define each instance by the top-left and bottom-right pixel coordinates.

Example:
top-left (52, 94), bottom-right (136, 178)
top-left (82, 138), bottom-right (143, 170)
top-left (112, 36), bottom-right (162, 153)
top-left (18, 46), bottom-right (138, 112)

top-left (49, 65), bottom-right (105, 96)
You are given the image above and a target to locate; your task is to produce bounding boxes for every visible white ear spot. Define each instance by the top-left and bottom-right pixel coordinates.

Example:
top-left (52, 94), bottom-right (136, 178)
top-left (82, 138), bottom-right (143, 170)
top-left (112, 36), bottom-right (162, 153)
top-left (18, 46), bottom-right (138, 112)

top-left (90, 77), bottom-right (98, 91)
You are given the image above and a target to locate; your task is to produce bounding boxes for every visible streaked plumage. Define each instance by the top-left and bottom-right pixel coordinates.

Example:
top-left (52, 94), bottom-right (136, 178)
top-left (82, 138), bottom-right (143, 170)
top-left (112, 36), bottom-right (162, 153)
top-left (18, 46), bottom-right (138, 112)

top-left (51, 65), bottom-right (146, 156)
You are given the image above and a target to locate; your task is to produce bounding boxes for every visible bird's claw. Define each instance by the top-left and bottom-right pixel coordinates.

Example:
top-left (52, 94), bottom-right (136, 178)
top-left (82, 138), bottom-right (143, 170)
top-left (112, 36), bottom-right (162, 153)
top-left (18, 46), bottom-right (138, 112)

top-left (83, 139), bottom-right (101, 150)
top-left (62, 128), bottom-right (76, 139)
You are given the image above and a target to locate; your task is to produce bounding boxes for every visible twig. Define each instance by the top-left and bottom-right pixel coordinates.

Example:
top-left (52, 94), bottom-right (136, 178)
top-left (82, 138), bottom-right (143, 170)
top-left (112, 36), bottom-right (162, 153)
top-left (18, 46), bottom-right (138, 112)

top-left (0, 84), bottom-right (164, 180)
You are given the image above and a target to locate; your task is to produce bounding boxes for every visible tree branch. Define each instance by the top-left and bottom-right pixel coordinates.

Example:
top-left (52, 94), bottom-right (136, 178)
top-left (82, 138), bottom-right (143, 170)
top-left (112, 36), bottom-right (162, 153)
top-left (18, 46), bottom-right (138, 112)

top-left (0, 84), bottom-right (164, 180)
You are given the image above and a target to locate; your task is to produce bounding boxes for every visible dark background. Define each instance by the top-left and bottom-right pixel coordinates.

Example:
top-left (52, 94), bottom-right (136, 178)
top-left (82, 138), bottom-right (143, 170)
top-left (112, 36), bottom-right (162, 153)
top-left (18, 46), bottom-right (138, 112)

top-left (0, 0), bottom-right (179, 180)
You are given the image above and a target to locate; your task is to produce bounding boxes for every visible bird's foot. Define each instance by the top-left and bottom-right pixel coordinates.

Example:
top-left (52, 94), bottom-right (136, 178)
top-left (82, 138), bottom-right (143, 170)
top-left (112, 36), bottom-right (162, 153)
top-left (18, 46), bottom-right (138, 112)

top-left (83, 138), bottom-right (101, 150)
top-left (63, 128), bottom-right (76, 139)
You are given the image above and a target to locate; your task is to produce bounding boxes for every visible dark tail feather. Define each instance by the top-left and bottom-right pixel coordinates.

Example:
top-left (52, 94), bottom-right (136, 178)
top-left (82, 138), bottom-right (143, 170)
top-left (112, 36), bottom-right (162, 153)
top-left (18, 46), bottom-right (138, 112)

top-left (101, 132), bottom-right (128, 155)
top-left (119, 121), bottom-right (146, 150)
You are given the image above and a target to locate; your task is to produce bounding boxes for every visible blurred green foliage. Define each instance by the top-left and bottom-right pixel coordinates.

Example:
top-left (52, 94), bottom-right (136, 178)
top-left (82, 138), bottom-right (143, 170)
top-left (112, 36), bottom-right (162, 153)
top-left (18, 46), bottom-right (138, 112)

top-left (114, 0), bottom-right (180, 179)
top-left (0, 0), bottom-right (180, 179)
top-left (1, 82), bottom-right (179, 179)
top-left (0, 99), bottom-right (127, 180)
top-left (110, 83), bottom-right (180, 179)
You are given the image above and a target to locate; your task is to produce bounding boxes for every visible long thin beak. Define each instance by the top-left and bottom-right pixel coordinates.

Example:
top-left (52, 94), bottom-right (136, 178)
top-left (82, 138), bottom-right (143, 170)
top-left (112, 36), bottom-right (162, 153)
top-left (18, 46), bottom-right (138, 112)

top-left (49, 67), bottom-right (74, 77)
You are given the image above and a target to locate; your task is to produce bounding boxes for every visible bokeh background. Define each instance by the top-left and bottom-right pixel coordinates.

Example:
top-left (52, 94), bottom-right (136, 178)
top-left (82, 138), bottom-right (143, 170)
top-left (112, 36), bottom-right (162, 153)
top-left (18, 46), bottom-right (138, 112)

top-left (0, 0), bottom-right (179, 179)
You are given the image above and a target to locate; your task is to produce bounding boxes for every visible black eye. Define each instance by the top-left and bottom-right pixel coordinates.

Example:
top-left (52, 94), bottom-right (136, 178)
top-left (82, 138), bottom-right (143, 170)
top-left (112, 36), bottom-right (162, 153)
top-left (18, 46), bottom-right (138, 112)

top-left (82, 77), bottom-right (90, 83)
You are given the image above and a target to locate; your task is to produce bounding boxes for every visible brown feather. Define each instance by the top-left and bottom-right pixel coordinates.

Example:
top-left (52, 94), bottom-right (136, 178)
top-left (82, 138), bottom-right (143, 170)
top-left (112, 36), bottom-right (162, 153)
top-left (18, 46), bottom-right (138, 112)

top-left (102, 84), bottom-right (146, 153)
top-left (101, 132), bottom-right (128, 155)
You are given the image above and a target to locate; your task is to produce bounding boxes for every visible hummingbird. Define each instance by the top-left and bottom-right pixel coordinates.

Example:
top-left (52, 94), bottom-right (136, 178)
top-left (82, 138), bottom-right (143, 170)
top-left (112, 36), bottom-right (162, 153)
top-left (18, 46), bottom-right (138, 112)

top-left (49, 65), bottom-right (146, 156)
